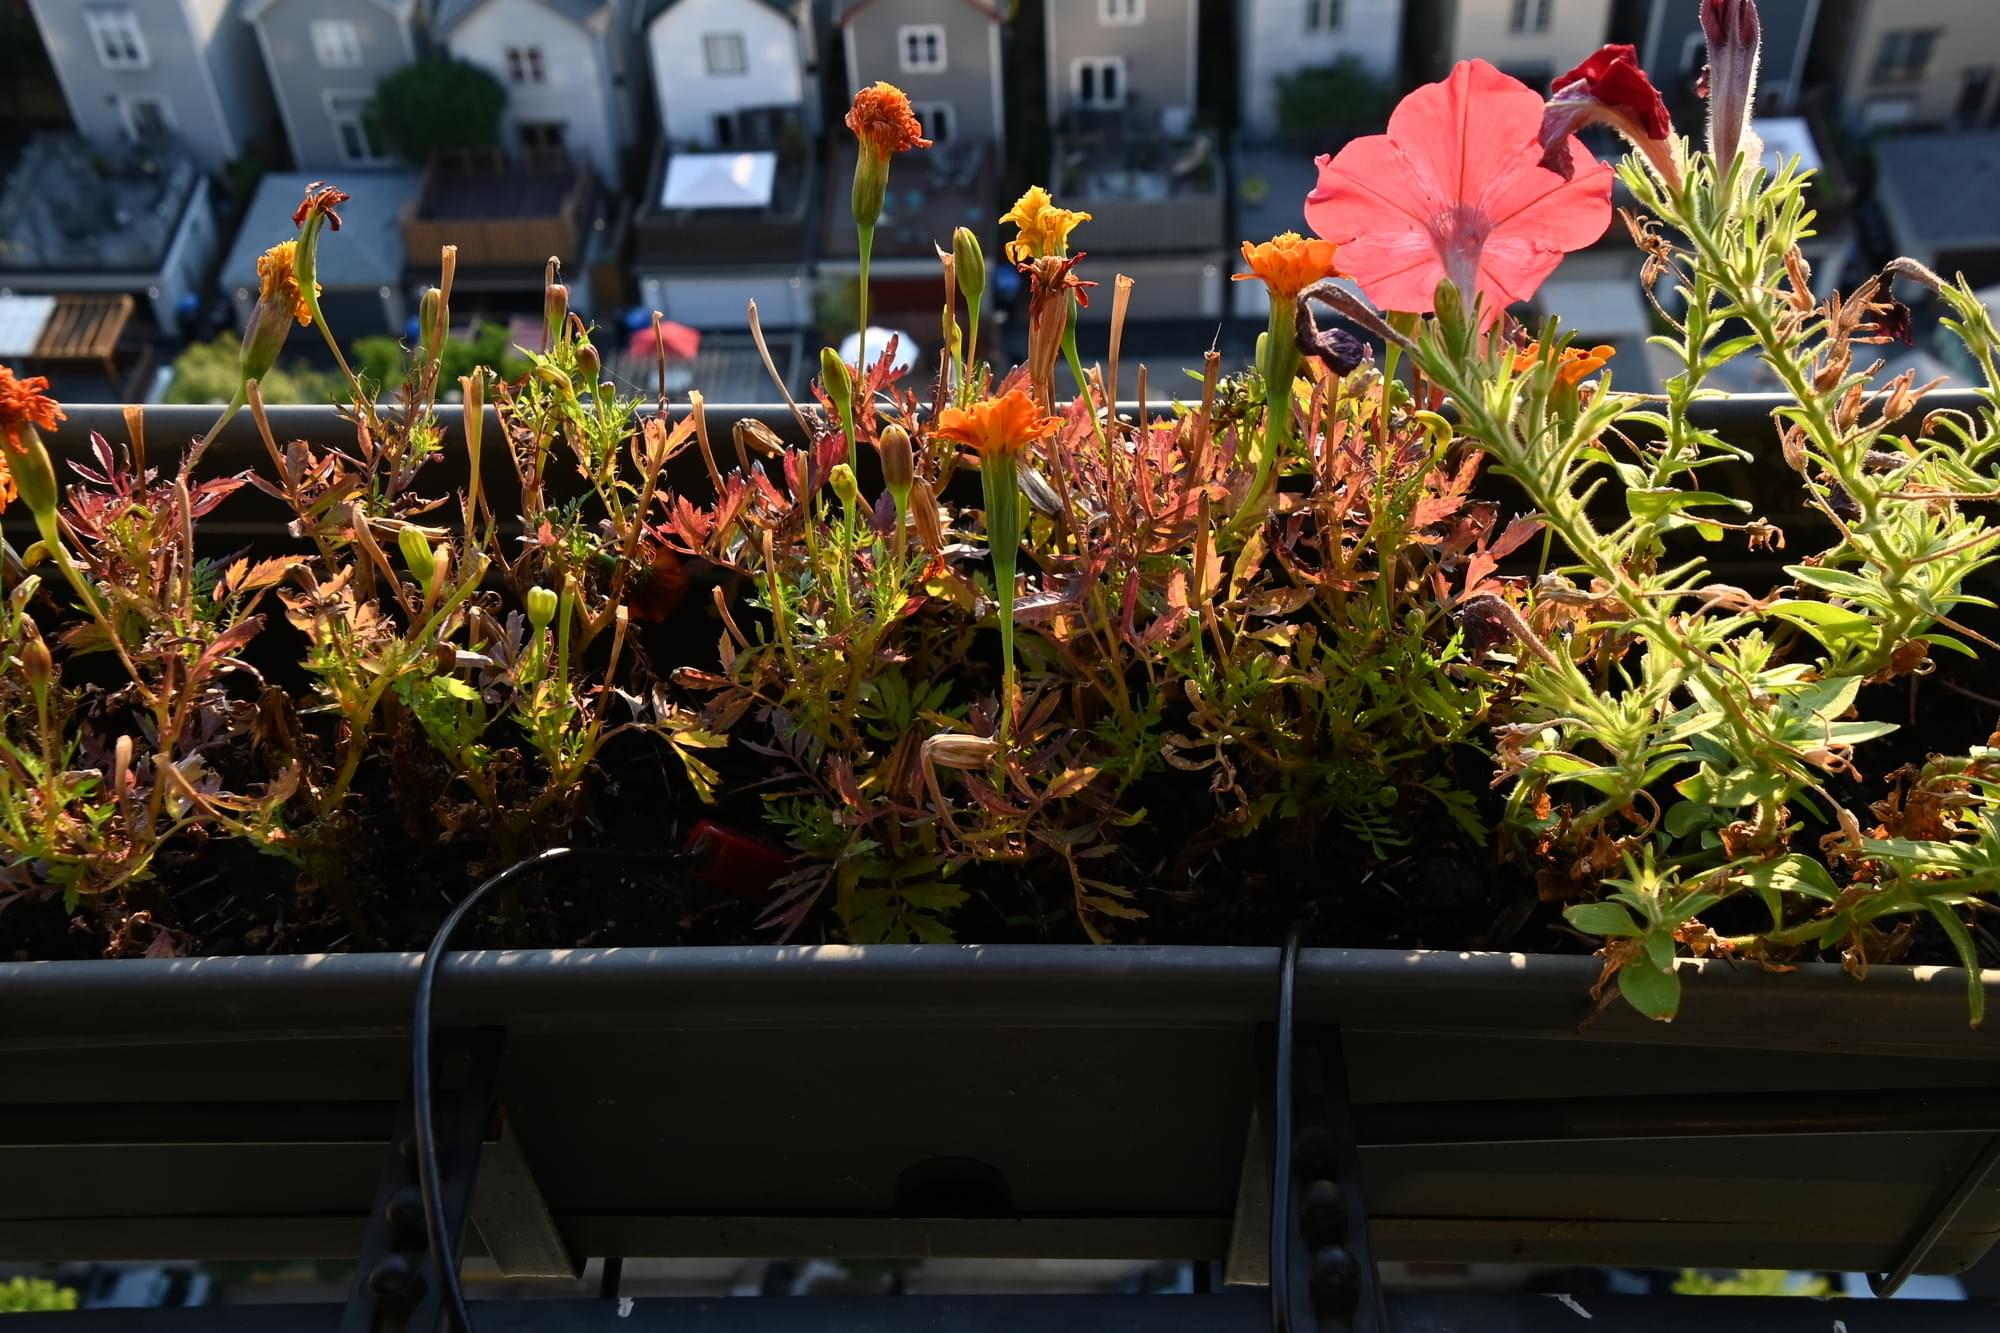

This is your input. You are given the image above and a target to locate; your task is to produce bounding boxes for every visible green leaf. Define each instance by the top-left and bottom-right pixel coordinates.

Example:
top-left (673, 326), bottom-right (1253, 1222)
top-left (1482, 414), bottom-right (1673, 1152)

top-left (1643, 929), bottom-right (1677, 973)
top-left (1617, 959), bottom-right (1682, 1021)
top-left (1565, 902), bottom-right (1643, 937)
top-left (1784, 564), bottom-right (1878, 599)
top-left (1925, 902), bottom-right (1987, 1028)
top-left (1733, 853), bottom-right (1840, 902)
top-left (1664, 801), bottom-right (1714, 839)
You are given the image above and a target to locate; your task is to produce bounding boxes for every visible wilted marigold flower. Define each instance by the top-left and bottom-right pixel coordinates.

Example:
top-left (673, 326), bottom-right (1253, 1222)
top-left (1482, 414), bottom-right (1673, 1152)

top-left (1515, 341), bottom-right (1616, 386)
top-left (1233, 232), bottom-right (1341, 304)
top-left (1000, 186), bottom-right (1091, 264)
top-left (257, 240), bottom-right (318, 327)
top-left (934, 389), bottom-right (1059, 460)
top-left (292, 181), bottom-right (350, 231)
top-left (846, 81), bottom-right (931, 157)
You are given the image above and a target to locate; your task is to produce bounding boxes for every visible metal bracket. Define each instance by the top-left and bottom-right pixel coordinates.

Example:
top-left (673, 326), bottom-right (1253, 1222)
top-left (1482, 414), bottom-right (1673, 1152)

top-left (340, 1029), bottom-right (503, 1333)
top-left (1873, 1129), bottom-right (2000, 1297)
top-left (1268, 926), bottom-right (1386, 1333)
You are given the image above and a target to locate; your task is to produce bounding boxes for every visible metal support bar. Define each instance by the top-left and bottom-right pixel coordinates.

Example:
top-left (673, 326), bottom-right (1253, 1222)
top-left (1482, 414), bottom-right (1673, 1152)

top-left (1269, 926), bottom-right (1387, 1333)
top-left (470, 1108), bottom-right (578, 1280)
top-left (1874, 1130), bottom-right (2000, 1297)
top-left (340, 1029), bottom-right (504, 1333)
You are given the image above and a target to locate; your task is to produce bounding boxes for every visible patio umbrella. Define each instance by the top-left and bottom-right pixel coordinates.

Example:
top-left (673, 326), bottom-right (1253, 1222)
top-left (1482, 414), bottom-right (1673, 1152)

top-left (629, 319), bottom-right (702, 361)
top-left (840, 325), bottom-right (918, 374)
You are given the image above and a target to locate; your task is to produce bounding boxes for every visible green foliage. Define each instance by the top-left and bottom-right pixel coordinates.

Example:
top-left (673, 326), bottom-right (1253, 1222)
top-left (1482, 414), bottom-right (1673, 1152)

top-left (1673, 1270), bottom-right (1831, 1298)
top-left (166, 335), bottom-right (338, 406)
top-left (0, 1276), bottom-right (79, 1312)
top-left (368, 59), bottom-right (505, 162)
top-left (354, 321), bottom-right (529, 395)
top-left (1275, 57), bottom-right (1395, 135)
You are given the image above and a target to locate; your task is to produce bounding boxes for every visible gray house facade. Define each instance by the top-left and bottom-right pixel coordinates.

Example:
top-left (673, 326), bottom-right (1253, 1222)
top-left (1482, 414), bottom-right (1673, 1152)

top-left (1639, 0), bottom-right (1820, 111)
top-left (835, 0), bottom-right (1004, 150)
top-left (26, 0), bottom-right (277, 172)
top-left (1043, 0), bottom-right (1200, 133)
top-left (245, 0), bottom-right (422, 172)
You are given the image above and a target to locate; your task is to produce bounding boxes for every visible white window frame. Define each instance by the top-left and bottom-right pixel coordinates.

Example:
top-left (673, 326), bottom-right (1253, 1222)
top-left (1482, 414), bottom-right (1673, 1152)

top-left (702, 31), bottom-right (748, 75)
top-left (118, 94), bottom-right (172, 142)
top-left (1509, 0), bottom-right (1551, 35)
top-left (86, 9), bottom-right (149, 70)
top-left (911, 99), bottom-right (955, 141)
top-left (1098, 0), bottom-right (1144, 25)
top-left (505, 45), bottom-right (546, 84)
top-left (310, 19), bottom-right (364, 69)
top-left (897, 24), bottom-right (947, 73)
top-left (1072, 56), bottom-right (1127, 111)
top-left (325, 90), bottom-right (389, 166)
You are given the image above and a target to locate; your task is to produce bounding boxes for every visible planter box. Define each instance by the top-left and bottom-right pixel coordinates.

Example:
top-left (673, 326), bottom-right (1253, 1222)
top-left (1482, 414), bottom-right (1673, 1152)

top-left (5, 399), bottom-right (1999, 1282)
top-left (2, 945), bottom-right (1997, 1274)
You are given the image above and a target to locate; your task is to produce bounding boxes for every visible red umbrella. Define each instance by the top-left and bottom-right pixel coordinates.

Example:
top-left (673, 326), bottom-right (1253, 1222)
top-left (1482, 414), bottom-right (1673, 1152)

top-left (629, 319), bottom-right (701, 361)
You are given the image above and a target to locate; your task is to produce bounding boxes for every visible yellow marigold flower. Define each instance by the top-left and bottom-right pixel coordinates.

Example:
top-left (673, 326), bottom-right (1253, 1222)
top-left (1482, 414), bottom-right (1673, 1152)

top-left (934, 389), bottom-right (1060, 460)
top-left (1231, 232), bottom-right (1341, 304)
top-left (846, 81), bottom-right (932, 158)
top-left (1515, 341), bottom-right (1616, 386)
top-left (1000, 186), bottom-right (1091, 264)
top-left (257, 240), bottom-right (319, 328)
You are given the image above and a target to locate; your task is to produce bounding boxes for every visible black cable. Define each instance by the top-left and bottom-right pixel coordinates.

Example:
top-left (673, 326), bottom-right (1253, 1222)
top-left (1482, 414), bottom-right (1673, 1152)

top-left (412, 845), bottom-right (690, 1333)
top-left (598, 1256), bottom-right (624, 1301)
top-left (1269, 923), bottom-right (1305, 1333)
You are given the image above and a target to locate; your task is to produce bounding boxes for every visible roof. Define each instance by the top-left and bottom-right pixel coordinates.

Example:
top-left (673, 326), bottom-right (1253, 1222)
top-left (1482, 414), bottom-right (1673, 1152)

top-left (644, 0), bottom-right (799, 23)
top-left (662, 152), bottom-right (778, 210)
top-left (242, 0), bottom-right (415, 21)
top-left (835, 0), bottom-right (1000, 26)
top-left (221, 171), bottom-right (424, 297)
top-left (1875, 131), bottom-right (2000, 255)
top-left (433, 0), bottom-right (611, 35)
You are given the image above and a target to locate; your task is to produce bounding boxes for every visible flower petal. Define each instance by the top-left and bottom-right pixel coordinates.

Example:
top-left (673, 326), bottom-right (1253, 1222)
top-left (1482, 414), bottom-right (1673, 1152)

top-left (1386, 60), bottom-right (1549, 213)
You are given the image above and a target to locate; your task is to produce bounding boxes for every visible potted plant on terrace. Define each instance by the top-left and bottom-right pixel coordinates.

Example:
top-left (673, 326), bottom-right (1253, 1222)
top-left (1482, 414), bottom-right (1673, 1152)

top-left (4, 3), bottom-right (2000, 1286)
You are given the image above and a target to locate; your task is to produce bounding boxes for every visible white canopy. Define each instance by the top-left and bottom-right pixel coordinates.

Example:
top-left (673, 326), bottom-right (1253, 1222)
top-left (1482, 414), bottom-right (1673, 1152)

top-left (1759, 117), bottom-right (1823, 176)
top-left (0, 295), bottom-right (56, 357)
top-left (839, 326), bottom-right (918, 374)
top-left (661, 152), bottom-right (777, 211)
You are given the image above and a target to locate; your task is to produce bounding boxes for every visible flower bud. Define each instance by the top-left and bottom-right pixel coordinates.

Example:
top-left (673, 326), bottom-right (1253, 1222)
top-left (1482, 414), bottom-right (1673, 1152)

top-left (9, 423), bottom-right (61, 526)
top-left (1702, 0), bottom-right (1762, 180)
top-left (19, 624), bottom-right (52, 694)
top-left (398, 526), bottom-right (435, 588)
top-left (953, 226), bottom-right (986, 308)
top-left (544, 282), bottom-right (569, 350)
top-left (851, 144), bottom-right (888, 232)
top-left (534, 362), bottom-right (575, 400)
top-left (829, 462), bottom-right (860, 510)
top-left (525, 586), bottom-right (559, 630)
top-left (820, 347), bottom-right (852, 417)
top-left (875, 423), bottom-right (914, 501)
top-left (575, 342), bottom-right (601, 387)
top-left (909, 479), bottom-right (945, 553)
top-left (460, 367), bottom-right (484, 472)
top-left (9, 574), bottom-right (41, 613)
top-left (418, 286), bottom-right (447, 368)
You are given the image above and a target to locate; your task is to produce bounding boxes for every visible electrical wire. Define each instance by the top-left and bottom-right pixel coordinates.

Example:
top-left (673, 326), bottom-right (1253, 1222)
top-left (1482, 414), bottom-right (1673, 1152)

top-left (411, 845), bottom-right (689, 1332)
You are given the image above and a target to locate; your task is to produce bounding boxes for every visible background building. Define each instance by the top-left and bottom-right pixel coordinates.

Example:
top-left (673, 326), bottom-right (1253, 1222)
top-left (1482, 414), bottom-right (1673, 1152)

top-left (243, 0), bottom-right (423, 172)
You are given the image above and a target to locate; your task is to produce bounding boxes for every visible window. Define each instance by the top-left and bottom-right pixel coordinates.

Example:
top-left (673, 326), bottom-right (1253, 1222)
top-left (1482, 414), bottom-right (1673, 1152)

top-left (505, 46), bottom-right (546, 84)
top-left (1958, 67), bottom-right (1995, 122)
top-left (518, 120), bottom-right (567, 152)
top-left (1508, 0), bottom-right (1552, 34)
top-left (1304, 0), bottom-right (1342, 33)
top-left (326, 92), bottom-right (387, 165)
top-left (1073, 57), bottom-right (1125, 110)
top-left (1099, 0), bottom-right (1144, 24)
top-left (703, 32), bottom-right (747, 75)
top-left (310, 19), bottom-right (363, 69)
top-left (119, 95), bottom-right (170, 142)
top-left (912, 99), bottom-right (955, 141)
top-left (1872, 29), bottom-right (1939, 85)
top-left (85, 9), bottom-right (148, 70)
top-left (898, 24), bottom-right (946, 73)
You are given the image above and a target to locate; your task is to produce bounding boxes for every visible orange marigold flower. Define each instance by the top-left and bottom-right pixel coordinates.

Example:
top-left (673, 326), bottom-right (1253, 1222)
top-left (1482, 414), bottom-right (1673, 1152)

top-left (0, 365), bottom-right (63, 512)
top-left (1232, 232), bottom-right (1341, 304)
top-left (1515, 341), bottom-right (1617, 386)
top-left (257, 240), bottom-right (318, 327)
top-left (934, 389), bottom-right (1059, 461)
top-left (846, 82), bottom-right (932, 157)
top-left (1000, 186), bottom-right (1092, 264)
top-left (292, 180), bottom-right (350, 231)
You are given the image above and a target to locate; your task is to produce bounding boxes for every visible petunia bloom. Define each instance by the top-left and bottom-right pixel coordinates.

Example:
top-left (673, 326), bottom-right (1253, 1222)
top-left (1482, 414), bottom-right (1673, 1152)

top-left (1233, 232), bottom-right (1342, 304)
top-left (1701, 0), bottom-right (1762, 179)
top-left (1000, 186), bottom-right (1092, 265)
top-left (1305, 60), bottom-right (1613, 328)
top-left (1540, 45), bottom-right (1682, 192)
top-left (1514, 341), bottom-right (1616, 386)
top-left (934, 389), bottom-right (1060, 460)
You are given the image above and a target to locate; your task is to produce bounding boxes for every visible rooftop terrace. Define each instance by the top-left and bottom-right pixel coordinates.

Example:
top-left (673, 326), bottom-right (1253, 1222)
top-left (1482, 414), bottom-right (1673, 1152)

top-left (0, 136), bottom-right (202, 275)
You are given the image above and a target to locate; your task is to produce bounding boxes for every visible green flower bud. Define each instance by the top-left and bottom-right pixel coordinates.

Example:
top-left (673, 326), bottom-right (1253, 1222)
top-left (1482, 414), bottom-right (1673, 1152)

top-left (418, 286), bottom-right (446, 368)
top-left (829, 462), bottom-right (860, 510)
top-left (544, 282), bottom-right (569, 350)
top-left (820, 347), bottom-right (852, 417)
top-left (525, 586), bottom-right (559, 630)
top-left (9, 424), bottom-right (60, 527)
top-left (953, 226), bottom-right (985, 306)
top-left (19, 623), bottom-right (52, 695)
top-left (534, 362), bottom-right (575, 400)
top-left (398, 526), bottom-right (435, 588)
top-left (851, 144), bottom-right (888, 232)
top-left (575, 342), bottom-right (601, 387)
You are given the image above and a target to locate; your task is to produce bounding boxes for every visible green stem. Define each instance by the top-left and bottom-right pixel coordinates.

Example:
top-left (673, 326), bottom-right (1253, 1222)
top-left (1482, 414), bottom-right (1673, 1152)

top-left (963, 294), bottom-right (982, 400)
top-left (1061, 300), bottom-right (1107, 450)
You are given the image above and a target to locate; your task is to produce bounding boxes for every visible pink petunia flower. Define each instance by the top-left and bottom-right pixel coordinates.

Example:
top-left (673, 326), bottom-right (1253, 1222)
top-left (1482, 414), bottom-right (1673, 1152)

top-left (1305, 60), bottom-right (1613, 327)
